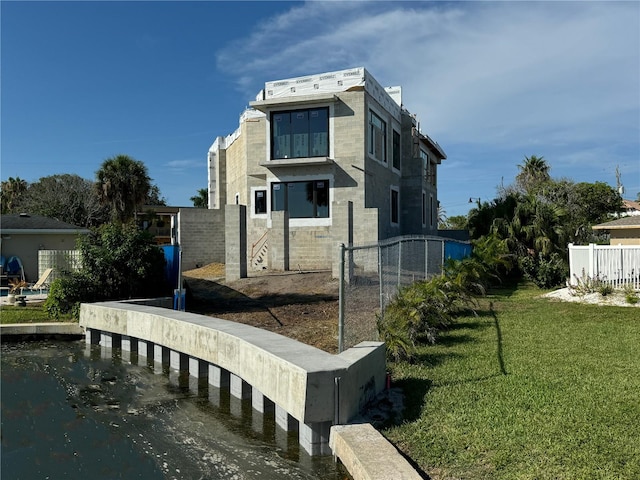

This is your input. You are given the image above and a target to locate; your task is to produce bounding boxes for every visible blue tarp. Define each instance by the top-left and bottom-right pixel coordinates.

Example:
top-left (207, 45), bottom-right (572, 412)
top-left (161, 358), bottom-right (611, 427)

top-left (444, 241), bottom-right (472, 261)
top-left (161, 245), bottom-right (180, 291)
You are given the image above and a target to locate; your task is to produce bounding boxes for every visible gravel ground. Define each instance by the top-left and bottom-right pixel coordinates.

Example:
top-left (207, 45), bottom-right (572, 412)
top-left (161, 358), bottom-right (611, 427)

top-left (543, 287), bottom-right (640, 307)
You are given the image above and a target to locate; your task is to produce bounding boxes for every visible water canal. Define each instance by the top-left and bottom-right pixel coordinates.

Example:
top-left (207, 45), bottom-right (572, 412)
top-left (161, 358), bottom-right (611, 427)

top-left (1, 340), bottom-right (349, 479)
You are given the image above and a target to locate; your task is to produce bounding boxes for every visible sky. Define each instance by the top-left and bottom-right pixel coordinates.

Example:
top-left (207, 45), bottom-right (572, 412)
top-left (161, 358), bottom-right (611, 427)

top-left (1, 1), bottom-right (639, 217)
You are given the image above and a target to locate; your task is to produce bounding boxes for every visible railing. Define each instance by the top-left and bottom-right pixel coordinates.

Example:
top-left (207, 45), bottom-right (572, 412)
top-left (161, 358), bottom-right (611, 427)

top-left (568, 243), bottom-right (640, 290)
top-left (250, 230), bottom-right (269, 269)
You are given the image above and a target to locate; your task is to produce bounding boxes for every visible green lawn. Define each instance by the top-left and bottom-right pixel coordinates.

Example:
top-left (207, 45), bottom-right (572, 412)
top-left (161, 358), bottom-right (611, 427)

top-left (0, 303), bottom-right (74, 324)
top-left (385, 285), bottom-right (640, 480)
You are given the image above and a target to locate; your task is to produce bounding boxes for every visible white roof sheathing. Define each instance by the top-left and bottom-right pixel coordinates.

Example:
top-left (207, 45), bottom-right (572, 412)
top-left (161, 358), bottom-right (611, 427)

top-left (259, 67), bottom-right (402, 121)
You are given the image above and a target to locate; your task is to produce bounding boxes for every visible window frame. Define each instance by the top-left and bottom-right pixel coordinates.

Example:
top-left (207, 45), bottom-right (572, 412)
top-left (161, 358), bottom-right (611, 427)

top-left (270, 107), bottom-right (329, 160)
top-left (270, 179), bottom-right (330, 219)
top-left (369, 109), bottom-right (387, 163)
top-left (254, 188), bottom-right (267, 215)
top-left (392, 129), bottom-right (401, 171)
top-left (390, 186), bottom-right (399, 226)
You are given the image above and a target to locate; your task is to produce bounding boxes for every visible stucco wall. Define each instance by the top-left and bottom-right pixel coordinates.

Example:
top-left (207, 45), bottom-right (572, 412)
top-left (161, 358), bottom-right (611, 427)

top-left (0, 233), bottom-right (81, 282)
top-left (610, 228), bottom-right (640, 245)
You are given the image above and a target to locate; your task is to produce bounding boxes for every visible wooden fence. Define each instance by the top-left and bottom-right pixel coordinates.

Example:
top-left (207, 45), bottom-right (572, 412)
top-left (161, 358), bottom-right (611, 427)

top-left (568, 243), bottom-right (640, 290)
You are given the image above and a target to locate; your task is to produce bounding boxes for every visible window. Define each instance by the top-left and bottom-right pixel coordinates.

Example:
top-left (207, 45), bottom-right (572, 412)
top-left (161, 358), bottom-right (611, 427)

top-left (369, 110), bottom-right (387, 162)
top-left (254, 189), bottom-right (267, 214)
top-left (271, 108), bottom-right (329, 159)
top-left (430, 195), bottom-right (434, 227)
top-left (422, 192), bottom-right (427, 226)
top-left (421, 148), bottom-right (436, 186)
top-left (271, 180), bottom-right (329, 218)
top-left (392, 130), bottom-right (400, 170)
top-left (390, 187), bottom-right (399, 225)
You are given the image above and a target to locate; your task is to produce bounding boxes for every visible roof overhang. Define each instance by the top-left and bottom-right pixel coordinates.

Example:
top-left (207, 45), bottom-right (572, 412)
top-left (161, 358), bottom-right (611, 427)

top-left (259, 157), bottom-right (335, 168)
top-left (1, 229), bottom-right (89, 235)
top-left (250, 93), bottom-right (340, 113)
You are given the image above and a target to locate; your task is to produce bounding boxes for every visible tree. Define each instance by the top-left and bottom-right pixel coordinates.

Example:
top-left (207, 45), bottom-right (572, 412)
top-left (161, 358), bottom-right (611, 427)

top-left (44, 222), bottom-right (167, 318)
top-left (190, 188), bottom-right (208, 208)
top-left (441, 215), bottom-right (468, 230)
top-left (96, 155), bottom-right (151, 222)
top-left (146, 184), bottom-right (167, 206)
top-left (515, 155), bottom-right (551, 193)
top-left (12, 174), bottom-right (108, 227)
top-left (0, 177), bottom-right (28, 214)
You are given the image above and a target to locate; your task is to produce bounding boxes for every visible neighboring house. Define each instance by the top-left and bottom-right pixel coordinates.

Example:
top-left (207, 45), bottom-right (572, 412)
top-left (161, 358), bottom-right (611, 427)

top-left (621, 199), bottom-right (640, 216)
top-left (207, 67), bottom-right (446, 274)
top-left (138, 205), bottom-right (225, 271)
top-left (0, 213), bottom-right (89, 283)
top-left (592, 216), bottom-right (640, 246)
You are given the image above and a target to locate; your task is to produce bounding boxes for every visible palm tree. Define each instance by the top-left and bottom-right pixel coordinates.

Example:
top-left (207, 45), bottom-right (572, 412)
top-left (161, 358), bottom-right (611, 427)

top-left (516, 155), bottom-right (551, 193)
top-left (0, 177), bottom-right (28, 213)
top-left (96, 155), bottom-right (151, 223)
top-left (190, 188), bottom-right (208, 208)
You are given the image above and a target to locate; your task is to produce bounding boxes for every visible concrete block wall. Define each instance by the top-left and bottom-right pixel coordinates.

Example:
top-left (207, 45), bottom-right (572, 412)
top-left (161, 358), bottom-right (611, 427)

top-left (225, 204), bottom-right (247, 280)
top-left (177, 208), bottom-right (225, 270)
top-left (269, 211), bottom-right (289, 271)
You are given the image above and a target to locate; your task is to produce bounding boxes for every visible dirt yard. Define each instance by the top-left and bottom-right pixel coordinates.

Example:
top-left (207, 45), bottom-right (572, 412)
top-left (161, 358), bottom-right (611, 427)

top-left (182, 264), bottom-right (341, 353)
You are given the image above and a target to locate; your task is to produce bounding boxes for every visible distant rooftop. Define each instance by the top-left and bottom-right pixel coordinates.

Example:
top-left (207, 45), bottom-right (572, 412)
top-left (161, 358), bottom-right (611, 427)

top-left (0, 213), bottom-right (88, 233)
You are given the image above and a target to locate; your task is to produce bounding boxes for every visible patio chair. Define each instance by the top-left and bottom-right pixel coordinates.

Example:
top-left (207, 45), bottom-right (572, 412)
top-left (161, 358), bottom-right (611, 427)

top-left (28, 268), bottom-right (53, 294)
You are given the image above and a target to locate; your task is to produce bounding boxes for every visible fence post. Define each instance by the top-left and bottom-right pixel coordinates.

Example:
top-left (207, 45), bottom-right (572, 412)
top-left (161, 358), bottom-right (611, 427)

top-left (425, 239), bottom-right (429, 280)
top-left (378, 243), bottom-right (384, 321)
top-left (397, 239), bottom-right (402, 290)
top-left (588, 243), bottom-right (595, 279)
top-left (338, 243), bottom-right (345, 353)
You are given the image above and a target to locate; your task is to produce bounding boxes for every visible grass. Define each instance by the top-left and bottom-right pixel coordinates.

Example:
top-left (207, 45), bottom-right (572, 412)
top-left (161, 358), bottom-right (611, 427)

top-left (385, 284), bottom-right (640, 480)
top-left (0, 303), bottom-right (74, 324)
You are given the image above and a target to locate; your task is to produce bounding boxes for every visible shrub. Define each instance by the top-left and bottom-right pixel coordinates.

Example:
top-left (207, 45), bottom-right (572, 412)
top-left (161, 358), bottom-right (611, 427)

top-left (520, 252), bottom-right (568, 289)
top-left (378, 273), bottom-right (479, 362)
top-left (44, 222), bottom-right (167, 319)
top-left (44, 272), bottom-right (98, 320)
top-left (598, 283), bottom-right (614, 297)
top-left (568, 270), bottom-right (606, 297)
top-left (623, 283), bottom-right (639, 305)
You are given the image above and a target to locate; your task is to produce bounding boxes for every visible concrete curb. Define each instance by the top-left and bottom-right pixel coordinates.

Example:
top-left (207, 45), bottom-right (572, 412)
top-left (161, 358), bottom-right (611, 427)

top-left (0, 322), bottom-right (84, 337)
top-left (330, 423), bottom-right (424, 480)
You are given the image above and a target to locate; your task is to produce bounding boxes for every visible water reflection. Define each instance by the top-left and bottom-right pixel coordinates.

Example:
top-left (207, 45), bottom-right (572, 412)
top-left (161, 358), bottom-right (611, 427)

top-left (1, 340), bottom-right (348, 479)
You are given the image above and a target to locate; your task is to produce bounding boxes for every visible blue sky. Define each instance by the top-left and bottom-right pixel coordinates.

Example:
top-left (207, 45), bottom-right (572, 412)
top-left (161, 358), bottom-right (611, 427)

top-left (2, 1), bottom-right (638, 217)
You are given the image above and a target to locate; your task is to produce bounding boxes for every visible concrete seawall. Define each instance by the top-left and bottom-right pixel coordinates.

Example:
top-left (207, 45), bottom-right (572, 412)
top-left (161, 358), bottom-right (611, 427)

top-left (80, 300), bottom-right (386, 455)
top-left (1, 322), bottom-right (84, 338)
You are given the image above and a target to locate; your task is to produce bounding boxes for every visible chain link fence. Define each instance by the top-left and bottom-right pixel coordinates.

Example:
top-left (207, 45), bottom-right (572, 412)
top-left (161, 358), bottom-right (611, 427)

top-left (338, 235), bottom-right (472, 351)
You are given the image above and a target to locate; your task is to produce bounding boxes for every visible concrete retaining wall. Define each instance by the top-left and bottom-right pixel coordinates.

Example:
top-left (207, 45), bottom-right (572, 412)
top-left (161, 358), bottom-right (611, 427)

top-left (79, 300), bottom-right (386, 455)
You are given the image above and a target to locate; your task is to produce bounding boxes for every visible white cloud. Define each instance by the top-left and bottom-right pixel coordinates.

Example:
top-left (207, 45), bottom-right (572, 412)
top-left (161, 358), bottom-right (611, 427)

top-left (217, 2), bottom-right (638, 143)
top-left (165, 159), bottom-right (201, 170)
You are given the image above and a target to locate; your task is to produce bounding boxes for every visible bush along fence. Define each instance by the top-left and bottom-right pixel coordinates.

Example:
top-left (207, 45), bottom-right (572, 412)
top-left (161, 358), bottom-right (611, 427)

top-left (568, 243), bottom-right (640, 290)
top-left (337, 235), bottom-right (472, 352)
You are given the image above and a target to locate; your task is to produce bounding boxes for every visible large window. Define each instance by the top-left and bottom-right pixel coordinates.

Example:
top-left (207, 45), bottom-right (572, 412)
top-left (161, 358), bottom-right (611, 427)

top-left (271, 108), bottom-right (329, 159)
top-left (369, 110), bottom-right (387, 163)
top-left (271, 180), bottom-right (329, 218)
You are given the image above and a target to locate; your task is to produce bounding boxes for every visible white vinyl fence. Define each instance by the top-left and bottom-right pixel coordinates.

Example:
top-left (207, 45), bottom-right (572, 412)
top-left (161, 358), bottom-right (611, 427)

top-left (568, 243), bottom-right (640, 290)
